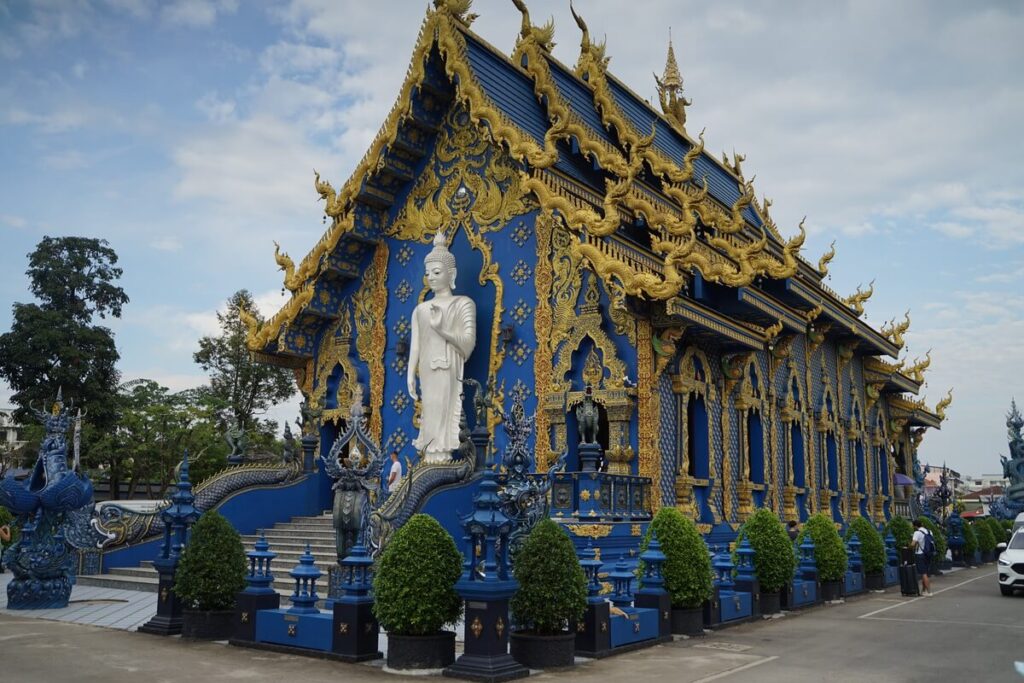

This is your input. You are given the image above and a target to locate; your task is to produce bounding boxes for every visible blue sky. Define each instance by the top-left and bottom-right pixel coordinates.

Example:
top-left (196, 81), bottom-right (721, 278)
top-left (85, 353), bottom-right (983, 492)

top-left (1, 0), bottom-right (1022, 478)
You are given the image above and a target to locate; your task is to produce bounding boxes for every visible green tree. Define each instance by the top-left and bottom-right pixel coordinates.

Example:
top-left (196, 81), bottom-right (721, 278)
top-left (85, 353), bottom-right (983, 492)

top-left (94, 380), bottom-right (229, 498)
top-left (193, 290), bottom-right (294, 437)
top-left (0, 237), bottom-right (128, 431)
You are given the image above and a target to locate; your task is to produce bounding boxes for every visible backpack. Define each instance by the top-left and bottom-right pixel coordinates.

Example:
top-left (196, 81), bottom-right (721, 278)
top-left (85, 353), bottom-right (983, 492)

top-left (921, 529), bottom-right (936, 558)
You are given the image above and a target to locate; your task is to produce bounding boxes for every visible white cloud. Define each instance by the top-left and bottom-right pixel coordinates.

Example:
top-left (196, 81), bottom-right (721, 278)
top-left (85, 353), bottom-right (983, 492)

top-left (195, 92), bottom-right (236, 122)
top-left (0, 214), bottom-right (28, 230)
top-left (42, 149), bottom-right (88, 170)
top-left (103, 0), bottom-right (156, 19)
top-left (149, 236), bottom-right (183, 252)
top-left (160, 0), bottom-right (238, 28)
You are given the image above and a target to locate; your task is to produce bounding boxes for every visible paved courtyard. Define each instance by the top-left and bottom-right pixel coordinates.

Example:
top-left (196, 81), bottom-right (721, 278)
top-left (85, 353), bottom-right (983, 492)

top-left (0, 564), bottom-right (1019, 683)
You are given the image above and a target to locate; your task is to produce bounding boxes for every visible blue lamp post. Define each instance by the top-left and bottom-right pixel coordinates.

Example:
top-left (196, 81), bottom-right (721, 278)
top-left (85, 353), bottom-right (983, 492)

top-left (233, 530), bottom-right (281, 643)
top-left (733, 537), bottom-right (760, 618)
top-left (331, 542), bottom-right (381, 661)
top-left (139, 451), bottom-right (200, 636)
top-left (442, 467), bottom-right (528, 682)
top-left (574, 540), bottom-right (611, 657)
top-left (635, 537), bottom-right (671, 637)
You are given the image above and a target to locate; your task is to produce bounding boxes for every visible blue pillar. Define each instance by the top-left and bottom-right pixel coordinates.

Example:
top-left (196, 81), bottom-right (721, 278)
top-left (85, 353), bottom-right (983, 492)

top-left (288, 544), bottom-right (322, 615)
top-left (574, 540), bottom-right (611, 657)
top-left (139, 451), bottom-right (200, 636)
top-left (635, 537), bottom-right (671, 637)
top-left (733, 537), bottom-right (760, 617)
top-left (233, 530), bottom-right (281, 643)
top-left (331, 543), bottom-right (380, 661)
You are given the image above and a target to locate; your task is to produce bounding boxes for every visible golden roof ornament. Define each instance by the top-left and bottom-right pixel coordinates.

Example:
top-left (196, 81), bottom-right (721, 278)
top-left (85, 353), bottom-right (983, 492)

top-left (818, 240), bottom-right (836, 276)
top-left (512, 0), bottom-right (555, 52)
top-left (570, 1), bottom-right (609, 73)
top-left (654, 29), bottom-right (691, 133)
top-left (880, 310), bottom-right (911, 348)
top-left (842, 278), bottom-right (874, 316)
top-left (935, 388), bottom-right (953, 421)
top-left (906, 349), bottom-right (932, 383)
top-left (433, 0), bottom-right (477, 26)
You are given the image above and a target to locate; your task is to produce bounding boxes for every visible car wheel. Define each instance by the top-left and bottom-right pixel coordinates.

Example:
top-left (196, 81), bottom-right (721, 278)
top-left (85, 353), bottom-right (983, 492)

top-left (1000, 585), bottom-right (1014, 596)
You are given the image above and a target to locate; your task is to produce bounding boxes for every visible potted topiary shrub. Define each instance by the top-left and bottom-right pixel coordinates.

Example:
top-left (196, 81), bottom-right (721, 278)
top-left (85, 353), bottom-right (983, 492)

top-left (962, 520), bottom-right (979, 565)
top-left (509, 519), bottom-right (587, 669)
top-left (975, 520), bottom-right (996, 563)
top-left (373, 514), bottom-right (462, 670)
top-left (985, 517), bottom-right (1006, 548)
top-left (173, 510), bottom-right (247, 639)
top-left (797, 513), bottom-right (847, 601)
top-left (917, 517), bottom-right (947, 574)
top-left (639, 507), bottom-right (712, 635)
top-left (885, 517), bottom-right (914, 553)
top-left (846, 517), bottom-right (885, 591)
top-left (734, 508), bottom-right (795, 615)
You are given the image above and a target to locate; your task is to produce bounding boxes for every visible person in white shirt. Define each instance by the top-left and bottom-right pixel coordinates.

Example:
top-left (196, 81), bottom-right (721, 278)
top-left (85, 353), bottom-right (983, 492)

top-left (911, 520), bottom-right (933, 596)
top-left (387, 451), bottom-right (404, 493)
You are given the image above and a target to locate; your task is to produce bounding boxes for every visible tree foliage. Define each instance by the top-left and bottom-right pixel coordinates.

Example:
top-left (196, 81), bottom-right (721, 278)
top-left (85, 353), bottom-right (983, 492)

top-left (639, 507), bottom-right (712, 608)
top-left (193, 290), bottom-right (294, 434)
top-left (962, 520), bottom-right (978, 557)
top-left (796, 513), bottom-right (847, 582)
top-left (846, 516), bottom-right (886, 574)
top-left (975, 520), bottom-right (996, 553)
top-left (885, 516), bottom-right (914, 550)
top-left (173, 511), bottom-right (247, 611)
top-left (510, 519), bottom-right (587, 635)
top-left (734, 508), bottom-right (796, 593)
top-left (984, 517), bottom-right (1006, 545)
top-left (373, 514), bottom-right (463, 635)
top-left (0, 236), bottom-right (128, 432)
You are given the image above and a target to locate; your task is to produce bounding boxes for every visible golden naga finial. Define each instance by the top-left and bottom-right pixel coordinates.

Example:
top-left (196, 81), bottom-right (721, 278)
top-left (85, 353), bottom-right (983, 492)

top-left (570, 1), bottom-right (609, 73)
top-left (906, 349), bottom-right (932, 383)
top-left (653, 29), bottom-right (690, 133)
top-left (805, 302), bottom-right (825, 323)
top-left (935, 388), bottom-right (953, 421)
top-left (818, 239), bottom-right (836, 276)
top-left (880, 309), bottom-right (911, 348)
top-left (511, 0), bottom-right (555, 51)
top-left (842, 278), bottom-right (875, 316)
top-left (273, 241), bottom-right (302, 293)
top-left (433, 0), bottom-right (477, 26)
top-left (238, 303), bottom-right (262, 351)
top-left (313, 169), bottom-right (345, 219)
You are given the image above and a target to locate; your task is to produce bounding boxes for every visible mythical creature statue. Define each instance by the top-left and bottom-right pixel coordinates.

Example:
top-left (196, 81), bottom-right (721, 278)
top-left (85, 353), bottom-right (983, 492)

top-left (991, 400), bottom-right (1024, 522)
top-left (296, 397), bottom-right (322, 437)
top-left (272, 241), bottom-right (303, 293)
top-left (281, 422), bottom-right (297, 464)
top-left (575, 384), bottom-right (600, 444)
top-left (225, 418), bottom-right (248, 463)
top-left (321, 385), bottom-right (385, 563)
top-left (460, 377), bottom-right (492, 430)
top-left (512, 0), bottom-right (556, 52)
top-left (494, 394), bottom-right (564, 556)
top-left (0, 389), bottom-right (94, 609)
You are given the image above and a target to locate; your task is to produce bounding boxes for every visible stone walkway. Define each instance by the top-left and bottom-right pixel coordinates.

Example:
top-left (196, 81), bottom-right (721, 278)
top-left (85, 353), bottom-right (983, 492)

top-left (0, 571), bottom-right (158, 631)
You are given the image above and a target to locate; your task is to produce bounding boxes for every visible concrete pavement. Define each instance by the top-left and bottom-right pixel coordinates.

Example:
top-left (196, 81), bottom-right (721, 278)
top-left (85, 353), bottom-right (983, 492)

top-left (0, 564), bottom-right (1019, 683)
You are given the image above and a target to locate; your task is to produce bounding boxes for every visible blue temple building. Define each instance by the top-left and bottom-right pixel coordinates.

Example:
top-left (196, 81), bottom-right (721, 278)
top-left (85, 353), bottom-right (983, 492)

top-left (240, 2), bottom-right (951, 544)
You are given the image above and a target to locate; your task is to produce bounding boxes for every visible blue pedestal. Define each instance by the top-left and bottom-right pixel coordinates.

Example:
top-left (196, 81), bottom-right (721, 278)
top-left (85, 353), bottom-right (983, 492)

top-left (843, 571), bottom-right (864, 596)
top-left (609, 607), bottom-right (660, 648)
top-left (256, 609), bottom-right (335, 652)
top-left (718, 590), bottom-right (752, 623)
top-left (883, 565), bottom-right (899, 587)
top-left (789, 579), bottom-right (817, 608)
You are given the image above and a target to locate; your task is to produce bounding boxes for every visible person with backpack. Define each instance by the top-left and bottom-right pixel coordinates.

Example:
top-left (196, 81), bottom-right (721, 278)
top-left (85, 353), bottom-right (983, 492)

top-left (912, 520), bottom-right (935, 596)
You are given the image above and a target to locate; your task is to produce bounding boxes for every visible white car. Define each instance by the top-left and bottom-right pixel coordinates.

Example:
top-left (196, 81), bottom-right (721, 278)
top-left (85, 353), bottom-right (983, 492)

top-left (997, 528), bottom-right (1024, 596)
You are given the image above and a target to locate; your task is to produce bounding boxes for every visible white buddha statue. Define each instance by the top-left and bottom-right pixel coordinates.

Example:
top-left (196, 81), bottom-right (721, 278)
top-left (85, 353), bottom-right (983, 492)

top-left (407, 231), bottom-right (477, 463)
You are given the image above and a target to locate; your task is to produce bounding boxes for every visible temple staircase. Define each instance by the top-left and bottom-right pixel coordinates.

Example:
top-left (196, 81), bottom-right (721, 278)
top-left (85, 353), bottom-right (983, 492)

top-left (77, 512), bottom-right (336, 600)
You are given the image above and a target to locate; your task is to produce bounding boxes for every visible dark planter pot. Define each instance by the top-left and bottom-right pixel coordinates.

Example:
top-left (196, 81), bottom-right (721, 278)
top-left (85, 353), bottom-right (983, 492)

top-left (759, 591), bottom-right (781, 615)
top-left (510, 631), bottom-right (576, 669)
top-left (671, 607), bottom-right (705, 636)
top-left (865, 572), bottom-right (885, 591)
top-left (386, 631), bottom-right (455, 670)
top-left (982, 550), bottom-right (995, 563)
top-left (821, 580), bottom-right (842, 602)
top-left (181, 609), bottom-right (235, 640)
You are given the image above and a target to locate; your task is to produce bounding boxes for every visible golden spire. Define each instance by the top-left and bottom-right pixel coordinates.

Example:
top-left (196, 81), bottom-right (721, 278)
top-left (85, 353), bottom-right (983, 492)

top-left (662, 29), bottom-right (682, 89)
top-left (654, 28), bottom-right (691, 133)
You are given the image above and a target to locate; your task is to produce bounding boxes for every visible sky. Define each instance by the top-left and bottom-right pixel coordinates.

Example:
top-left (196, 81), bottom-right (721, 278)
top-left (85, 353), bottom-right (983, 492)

top-left (1, 0), bottom-right (1022, 478)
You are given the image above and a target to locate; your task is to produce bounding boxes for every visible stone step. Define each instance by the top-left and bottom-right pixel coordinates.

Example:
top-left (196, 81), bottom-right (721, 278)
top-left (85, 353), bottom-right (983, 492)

top-left (108, 566), bottom-right (159, 579)
top-left (77, 573), bottom-right (160, 593)
top-left (244, 530), bottom-right (336, 541)
top-left (262, 523), bottom-right (334, 532)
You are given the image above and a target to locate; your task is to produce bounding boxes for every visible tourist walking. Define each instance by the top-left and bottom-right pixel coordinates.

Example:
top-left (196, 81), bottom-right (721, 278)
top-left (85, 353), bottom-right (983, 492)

top-left (387, 451), bottom-right (404, 494)
top-left (911, 520), bottom-right (934, 596)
